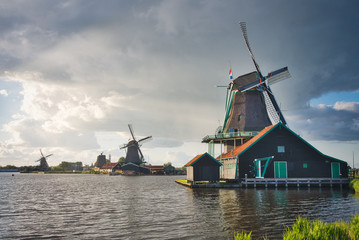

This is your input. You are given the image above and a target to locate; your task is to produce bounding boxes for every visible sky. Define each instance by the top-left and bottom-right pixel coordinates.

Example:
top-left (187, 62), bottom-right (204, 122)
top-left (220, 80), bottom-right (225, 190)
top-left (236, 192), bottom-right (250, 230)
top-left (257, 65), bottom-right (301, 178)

top-left (0, 0), bottom-right (358, 168)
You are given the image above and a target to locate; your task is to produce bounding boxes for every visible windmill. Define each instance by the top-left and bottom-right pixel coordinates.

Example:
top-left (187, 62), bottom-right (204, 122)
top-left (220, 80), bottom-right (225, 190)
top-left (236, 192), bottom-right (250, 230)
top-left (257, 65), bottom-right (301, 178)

top-left (36, 149), bottom-right (53, 170)
top-left (120, 124), bottom-right (152, 165)
top-left (222, 22), bottom-right (291, 133)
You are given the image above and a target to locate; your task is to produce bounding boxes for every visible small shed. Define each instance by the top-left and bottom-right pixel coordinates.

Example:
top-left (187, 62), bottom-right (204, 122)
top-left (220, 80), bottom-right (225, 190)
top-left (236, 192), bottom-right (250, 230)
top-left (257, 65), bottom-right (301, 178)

top-left (185, 152), bottom-right (222, 182)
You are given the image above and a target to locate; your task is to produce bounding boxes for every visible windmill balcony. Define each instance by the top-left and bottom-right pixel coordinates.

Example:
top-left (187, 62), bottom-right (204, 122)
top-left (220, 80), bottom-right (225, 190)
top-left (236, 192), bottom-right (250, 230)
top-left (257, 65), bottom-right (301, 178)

top-left (202, 131), bottom-right (259, 143)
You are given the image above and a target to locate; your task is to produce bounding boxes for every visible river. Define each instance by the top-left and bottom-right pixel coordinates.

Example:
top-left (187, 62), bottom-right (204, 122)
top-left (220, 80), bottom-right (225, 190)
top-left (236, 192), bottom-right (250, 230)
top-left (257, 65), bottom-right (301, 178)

top-left (0, 173), bottom-right (358, 239)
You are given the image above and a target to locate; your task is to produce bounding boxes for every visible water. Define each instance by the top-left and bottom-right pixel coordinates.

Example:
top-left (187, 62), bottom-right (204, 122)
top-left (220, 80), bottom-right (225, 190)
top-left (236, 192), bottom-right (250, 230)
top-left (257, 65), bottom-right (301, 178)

top-left (0, 173), bottom-right (358, 239)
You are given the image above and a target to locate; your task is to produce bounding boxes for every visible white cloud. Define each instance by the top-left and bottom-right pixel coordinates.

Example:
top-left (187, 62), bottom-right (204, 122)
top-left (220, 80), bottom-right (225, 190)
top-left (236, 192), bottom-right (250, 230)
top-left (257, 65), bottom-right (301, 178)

top-left (0, 89), bottom-right (8, 97)
top-left (333, 102), bottom-right (359, 112)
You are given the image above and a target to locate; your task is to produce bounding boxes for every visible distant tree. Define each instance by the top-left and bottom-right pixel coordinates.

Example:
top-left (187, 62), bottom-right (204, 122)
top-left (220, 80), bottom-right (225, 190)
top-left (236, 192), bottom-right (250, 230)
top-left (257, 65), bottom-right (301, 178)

top-left (18, 165), bottom-right (38, 173)
top-left (57, 161), bottom-right (83, 171)
top-left (0, 165), bottom-right (17, 169)
top-left (164, 162), bottom-right (172, 167)
top-left (59, 162), bottom-right (72, 171)
top-left (118, 157), bottom-right (125, 163)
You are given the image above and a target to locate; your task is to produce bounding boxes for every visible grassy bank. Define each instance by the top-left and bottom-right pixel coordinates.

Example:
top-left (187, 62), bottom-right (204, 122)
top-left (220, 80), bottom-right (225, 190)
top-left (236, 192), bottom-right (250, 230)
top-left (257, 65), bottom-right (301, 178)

top-left (234, 214), bottom-right (359, 240)
top-left (350, 179), bottom-right (359, 193)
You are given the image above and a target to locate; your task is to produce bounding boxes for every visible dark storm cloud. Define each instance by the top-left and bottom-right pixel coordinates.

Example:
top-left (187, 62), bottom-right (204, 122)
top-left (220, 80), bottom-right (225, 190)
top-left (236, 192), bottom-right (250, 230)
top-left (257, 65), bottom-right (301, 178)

top-left (256, 1), bottom-right (359, 108)
top-left (1, 0), bottom-right (359, 165)
top-left (288, 102), bottom-right (359, 141)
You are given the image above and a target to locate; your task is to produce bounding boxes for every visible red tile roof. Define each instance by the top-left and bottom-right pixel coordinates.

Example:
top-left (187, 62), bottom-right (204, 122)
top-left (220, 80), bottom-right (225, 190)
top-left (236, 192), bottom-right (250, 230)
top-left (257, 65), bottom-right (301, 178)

top-left (185, 153), bottom-right (205, 167)
top-left (100, 162), bottom-right (118, 169)
top-left (145, 165), bottom-right (164, 170)
top-left (185, 153), bottom-right (222, 167)
top-left (217, 124), bottom-right (277, 159)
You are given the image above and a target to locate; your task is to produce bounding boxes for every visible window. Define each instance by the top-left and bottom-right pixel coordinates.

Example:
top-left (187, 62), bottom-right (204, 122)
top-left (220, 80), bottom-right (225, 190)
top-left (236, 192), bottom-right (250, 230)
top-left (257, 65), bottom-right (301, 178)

top-left (303, 163), bottom-right (308, 168)
top-left (238, 114), bottom-right (241, 121)
top-left (277, 146), bottom-right (285, 153)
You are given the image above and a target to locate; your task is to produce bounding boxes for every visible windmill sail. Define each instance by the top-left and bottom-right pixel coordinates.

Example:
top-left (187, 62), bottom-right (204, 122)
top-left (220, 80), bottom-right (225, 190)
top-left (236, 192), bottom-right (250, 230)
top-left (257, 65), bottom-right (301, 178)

top-left (239, 22), bottom-right (263, 78)
top-left (266, 67), bottom-right (291, 85)
top-left (263, 90), bottom-right (280, 124)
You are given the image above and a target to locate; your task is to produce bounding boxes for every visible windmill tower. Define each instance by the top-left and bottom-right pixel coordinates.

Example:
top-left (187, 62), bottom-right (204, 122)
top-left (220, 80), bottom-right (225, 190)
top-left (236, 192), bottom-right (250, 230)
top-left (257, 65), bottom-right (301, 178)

top-left (203, 22), bottom-right (290, 154)
top-left (120, 124), bottom-right (152, 165)
top-left (95, 152), bottom-right (106, 168)
top-left (36, 149), bottom-right (53, 171)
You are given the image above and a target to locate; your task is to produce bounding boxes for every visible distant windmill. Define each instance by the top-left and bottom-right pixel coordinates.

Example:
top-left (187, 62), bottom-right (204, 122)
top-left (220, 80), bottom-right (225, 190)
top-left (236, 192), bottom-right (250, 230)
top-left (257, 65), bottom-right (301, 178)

top-left (120, 124), bottom-right (152, 165)
top-left (222, 22), bottom-right (291, 133)
top-left (36, 149), bottom-right (53, 170)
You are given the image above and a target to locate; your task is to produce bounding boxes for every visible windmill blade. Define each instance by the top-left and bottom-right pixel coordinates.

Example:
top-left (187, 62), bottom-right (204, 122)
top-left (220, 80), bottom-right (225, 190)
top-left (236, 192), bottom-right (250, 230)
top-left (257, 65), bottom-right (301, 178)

top-left (224, 86), bottom-right (230, 114)
top-left (120, 143), bottom-right (131, 149)
top-left (237, 80), bottom-right (262, 92)
top-left (128, 124), bottom-right (136, 141)
top-left (263, 90), bottom-right (281, 124)
top-left (45, 154), bottom-right (53, 158)
top-left (239, 22), bottom-right (263, 79)
top-left (265, 85), bottom-right (287, 125)
top-left (35, 158), bottom-right (42, 162)
top-left (40, 149), bottom-right (45, 158)
top-left (266, 67), bottom-right (291, 86)
top-left (137, 144), bottom-right (145, 162)
top-left (138, 136), bottom-right (152, 144)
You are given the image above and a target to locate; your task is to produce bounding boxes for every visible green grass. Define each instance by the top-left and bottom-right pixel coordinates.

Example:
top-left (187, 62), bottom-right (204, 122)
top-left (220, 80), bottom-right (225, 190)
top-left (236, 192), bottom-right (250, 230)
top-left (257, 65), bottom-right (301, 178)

top-left (283, 215), bottom-right (359, 240)
top-left (234, 232), bottom-right (252, 240)
top-left (350, 179), bottom-right (359, 193)
top-left (233, 214), bottom-right (359, 240)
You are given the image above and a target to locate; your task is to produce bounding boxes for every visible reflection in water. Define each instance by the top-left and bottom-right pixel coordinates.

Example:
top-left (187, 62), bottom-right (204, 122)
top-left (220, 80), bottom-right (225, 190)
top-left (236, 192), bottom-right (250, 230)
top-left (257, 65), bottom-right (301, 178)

top-left (0, 174), bottom-right (358, 240)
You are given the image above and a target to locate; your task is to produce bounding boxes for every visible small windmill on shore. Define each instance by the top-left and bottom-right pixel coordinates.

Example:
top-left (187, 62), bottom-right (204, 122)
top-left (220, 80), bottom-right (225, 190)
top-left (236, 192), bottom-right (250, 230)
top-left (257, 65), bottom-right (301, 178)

top-left (36, 149), bottom-right (53, 170)
top-left (120, 124), bottom-right (152, 165)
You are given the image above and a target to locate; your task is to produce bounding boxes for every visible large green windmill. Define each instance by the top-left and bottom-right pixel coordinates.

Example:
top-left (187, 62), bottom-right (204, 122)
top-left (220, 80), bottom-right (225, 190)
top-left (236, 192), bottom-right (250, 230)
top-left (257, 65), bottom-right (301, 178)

top-left (222, 22), bottom-right (291, 133)
top-left (203, 22), bottom-right (291, 155)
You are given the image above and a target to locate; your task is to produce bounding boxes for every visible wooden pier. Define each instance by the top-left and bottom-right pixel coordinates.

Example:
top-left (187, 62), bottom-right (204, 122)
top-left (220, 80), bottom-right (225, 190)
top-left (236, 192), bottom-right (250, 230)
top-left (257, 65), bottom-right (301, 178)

top-left (175, 179), bottom-right (240, 188)
top-left (242, 178), bottom-right (350, 189)
top-left (176, 178), bottom-right (350, 189)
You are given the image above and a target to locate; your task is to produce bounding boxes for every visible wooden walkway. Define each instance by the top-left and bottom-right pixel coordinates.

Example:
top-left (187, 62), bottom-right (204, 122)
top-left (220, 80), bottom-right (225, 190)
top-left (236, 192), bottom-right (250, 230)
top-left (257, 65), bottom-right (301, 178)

top-left (175, 178), bottom-right (350, 189)
top-left (242, 178), bottom-right (350, 188)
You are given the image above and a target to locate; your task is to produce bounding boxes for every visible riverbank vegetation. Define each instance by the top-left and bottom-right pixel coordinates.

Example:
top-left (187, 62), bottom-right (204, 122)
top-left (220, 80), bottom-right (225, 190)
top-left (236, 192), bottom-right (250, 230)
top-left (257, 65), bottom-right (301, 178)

top-left (234, 214), bottom-right (359, 240)
top-left (350, 179), bottom-right (359, 193)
